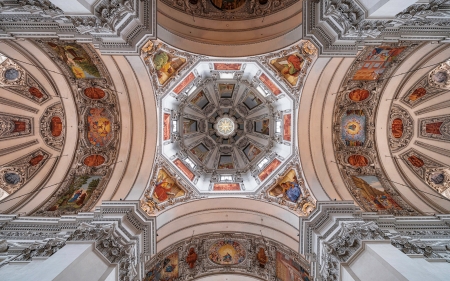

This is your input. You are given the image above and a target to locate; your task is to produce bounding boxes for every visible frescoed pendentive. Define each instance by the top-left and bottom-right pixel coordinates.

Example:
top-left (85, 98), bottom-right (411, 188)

top-left (419, 115), bottom-right (450, 143)
top-left (270, 53), bottom-right (304, 86)
top-left (258, 159), bottom-right (281, 181)
top-left (47, 42), bottom-right (101, 79)
top-left (213, 63), bottom-right (241, 70)
top-left (47, 175), bottom-right (101, 212)
top-left (163, 113), bottom-right (171, 141)
top-left (152, 169), bottom-right (185, 203)
top-left (86, 108), bottom-right (112, 147)
top-left (173, 72), bottom-right (195, 94)
top-left (144, 252), bottom-right (179, 281)
top-left (259, 73), bottom-right (281, 95)
top-left (213, 183), bottom-right (241, 191)
top-left (276, 252), bottom-right (311, 281)
top-left (173, 159), bottom-right (195, 181)
top-left (268, 169), bottom-right (302, 202)
top-left (152, 51), bottom-right (186, 86)
top-left (208, 240), bottom-right (246, 265)
top-left (352, 46), bottom-right (406, 81)
top-left (341, 110), bottom-right (366, 146)
top-left (351, 176), bottom-right (403, 211)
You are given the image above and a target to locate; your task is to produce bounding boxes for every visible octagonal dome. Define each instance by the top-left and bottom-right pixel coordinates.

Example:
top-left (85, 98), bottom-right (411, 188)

top-left (160, 60), bottom-right (296, 194)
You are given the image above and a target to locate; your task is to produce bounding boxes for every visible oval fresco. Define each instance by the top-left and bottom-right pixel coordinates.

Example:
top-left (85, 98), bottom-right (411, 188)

top-left (4, 172), bottom-right (20, 185)
top-left (29, 87), bottom-right (43, 99)
top-left (408, 87), bottom-right (426, 101)
top-left (83, 154), bottom-right (105, 167)
top-left (430, 172), bottom-right (445, 185)
top-left (348, 155), bottom-right (369, 167)
top-left (391, 118), bottom-right (403, 138)
top-left (4, 68), bottom-right (19, 81)
top-left (208, 240), bottom-right (246, 265)
top-left (348, 89), bottom-right (369, 102)
top-left (51, 116), bottom-right (63, 137)
top-left (87, 108), bottom-right (112, 147)
top-left (29, 155), bottom-right (44, 166)
top-left (408, 155), bottom-right (424, 168)
top-left (84, 87), bottom-right (106, 100)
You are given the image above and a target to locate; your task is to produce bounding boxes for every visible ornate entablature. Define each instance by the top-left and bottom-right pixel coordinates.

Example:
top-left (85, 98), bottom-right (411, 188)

top-left (140, 40), bottom-right (317, 215)
top-left (0, 0), bottom-right (156, 55)
top-left (332, 44), bottom-right (420, 215)
top-left (303, 0), bottom-right (450, 56)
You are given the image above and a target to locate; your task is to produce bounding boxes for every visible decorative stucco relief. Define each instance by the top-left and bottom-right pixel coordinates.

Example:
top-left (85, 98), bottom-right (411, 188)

top-left (0, 57), bottom-right (50, 104)
top-left (144, 232), bottom-right (311, 281)
top-left (333, 44), bottom-right (419, 215)
top-left (0, 113), bottom-right (33, 140)
top-left (32, 40), bottom-right (121, 216)
top-left (0, 148), bottom-right (50, 196)
top-left (388, 105), bottom-right (414, 152)
top-left (39, 102), bottom-right (65, 151)
top-left (419, 114), bottom-right (450, 143)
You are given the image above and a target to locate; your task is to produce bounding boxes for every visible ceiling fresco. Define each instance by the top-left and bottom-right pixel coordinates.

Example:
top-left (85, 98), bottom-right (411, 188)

top-left (140, 40), bottom-right (317, 215)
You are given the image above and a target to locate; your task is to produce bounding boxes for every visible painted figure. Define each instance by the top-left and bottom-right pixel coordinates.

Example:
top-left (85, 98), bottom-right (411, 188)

top-left (257, 248), bottom-right (268, 268)
top-left (186, 248), bottom-right (197, 268)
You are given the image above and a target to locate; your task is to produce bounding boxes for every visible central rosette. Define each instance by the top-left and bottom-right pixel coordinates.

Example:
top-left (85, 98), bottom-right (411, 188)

top-left (215, 116), bottom-right (236, 137)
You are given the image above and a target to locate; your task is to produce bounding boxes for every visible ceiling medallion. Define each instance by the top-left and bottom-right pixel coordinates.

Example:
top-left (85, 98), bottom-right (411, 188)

top-left (215, 116), bottom-right (236, 137)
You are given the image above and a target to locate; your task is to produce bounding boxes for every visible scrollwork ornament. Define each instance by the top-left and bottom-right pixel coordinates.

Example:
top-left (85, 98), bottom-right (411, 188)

top-left (388, 105), bottom-right (413, 152)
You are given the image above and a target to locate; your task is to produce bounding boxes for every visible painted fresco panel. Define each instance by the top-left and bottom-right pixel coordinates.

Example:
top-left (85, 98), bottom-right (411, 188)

top-left (258, 159), bottom-right (281, 181)
top-left (243, 143), bottom-right (261, 162)
top-left (254, 119), bottom-right (270, 135)
top-left (153, 51), bottom-right (186, 85)
top-left (341, 110), bottom-right (365, 146)
top-left (163, 113), bottom-right (171, 140)
top-left (144, 252), bottom-right (179, 281)
top-left (190, 91), bottom-right (209, 109)
top-left (183, 119), bottom-right (197, 134)
top-left (276, 252), bottom-right (311, 281)
top-left (173, 159), bottom-right (195, 181)
top-left (259, 73), bottom-right (282, 95)
top-left (152, 169), bottom-right (185, 203)
top-left (218, 155), bottom-right (234, 169)
top-left (270, 53), bottom-right (304, 86)
top-left (208, 240), bottom-right (246, 265)
top-left (213, 183), bottom-right (241, 191)
top-left (47, 42), bottom-right (101, 79)
top-left (87, 108), bottom-right (112, 147)
top-left (351, 176), bottom-right (403, 211)
top-left (213, 63), bottom-right (241, 70)
top-left (283, 114), bottom-right (291, 141)
top-left (47, 175), bottom-right (101, 212)
top-left (268, 170), bottom-right (302, 202)
top-left (190, 143), bottom-right (209, 162)
top-left (243, 91), bottom-right (262, 110)
top-left (218, 84), bottom-right (235, 98)
top-left (352, 46), bottom-right (406, 81)
top-left (173, 72), bottom-right (195, 94)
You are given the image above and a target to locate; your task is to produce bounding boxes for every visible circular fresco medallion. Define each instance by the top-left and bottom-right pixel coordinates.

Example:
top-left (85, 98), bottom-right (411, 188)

top-left (4, 172), bottom-right (20, 185)
top-left (4, 68), bottom-right (19, 81)
top-left (208, 240), bottom-right (246, 265)
top-left (210, 0), bottom-right (246, 11)
top-left (432, 71), bottom-right (448, 84)
top-left (345, 120), bottom-right (361, 135)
